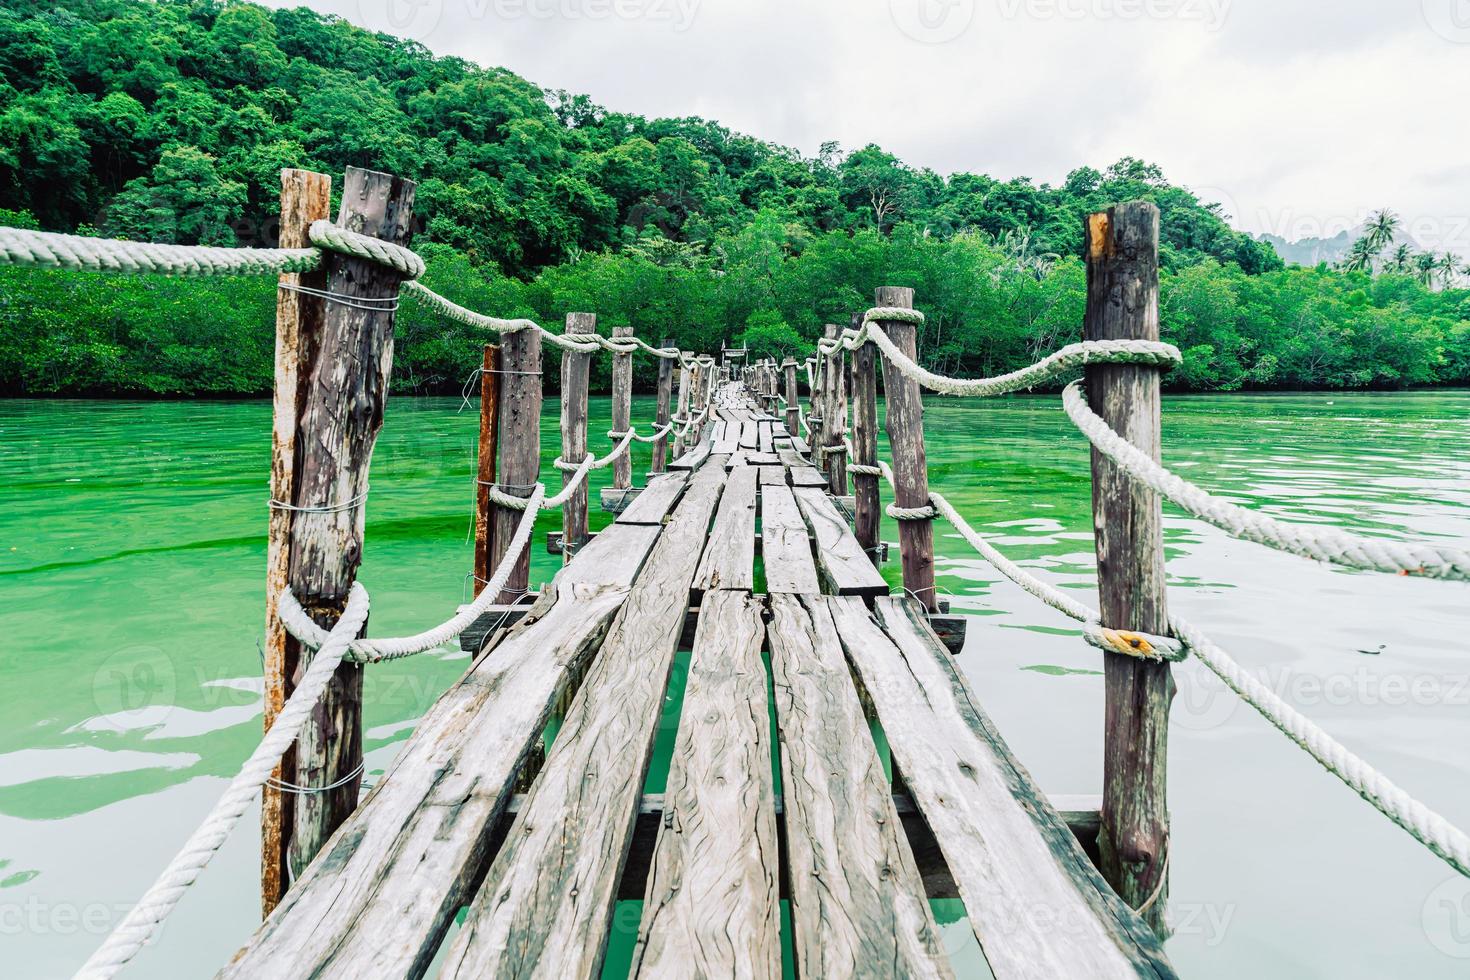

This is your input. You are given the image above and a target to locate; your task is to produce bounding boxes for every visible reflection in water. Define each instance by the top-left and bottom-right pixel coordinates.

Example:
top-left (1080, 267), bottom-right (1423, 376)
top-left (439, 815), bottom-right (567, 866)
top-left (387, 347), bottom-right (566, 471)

top-left (3, 392), bottom-right (1470, 977)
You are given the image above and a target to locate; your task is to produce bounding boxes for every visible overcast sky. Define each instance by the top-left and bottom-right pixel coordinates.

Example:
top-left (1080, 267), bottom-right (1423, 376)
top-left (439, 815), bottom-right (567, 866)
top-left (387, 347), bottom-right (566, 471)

top-left (263, 0), bottom-right (1470, 253)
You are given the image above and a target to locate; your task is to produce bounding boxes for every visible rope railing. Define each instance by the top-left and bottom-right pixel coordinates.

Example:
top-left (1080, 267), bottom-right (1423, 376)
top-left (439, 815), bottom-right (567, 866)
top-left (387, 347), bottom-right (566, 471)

top-left (832, 326), bottom-right (1470, 881)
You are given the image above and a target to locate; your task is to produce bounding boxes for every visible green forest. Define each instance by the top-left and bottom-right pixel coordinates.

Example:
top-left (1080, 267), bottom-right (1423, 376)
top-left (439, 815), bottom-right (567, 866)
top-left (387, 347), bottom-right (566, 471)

top-left (2, 0), bottom-right (1468, 396)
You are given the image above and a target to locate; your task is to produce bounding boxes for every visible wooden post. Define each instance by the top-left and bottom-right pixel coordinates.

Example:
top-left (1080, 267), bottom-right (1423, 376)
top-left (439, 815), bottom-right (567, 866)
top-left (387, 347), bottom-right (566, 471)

top-left (873, 287), bottom-right (936, 612)
top-left (560, 313), bottom-right (595, 556)
top-left (473, 344), bottom-right (500, 592)
top-left (1085, 202), bottom-right (1173, 935)
top-left (287, 166), bottom-right (416, 872)
top-left (782, 359), bottom-right (800, 437)
top-left (262, 167), bottom-right (330, 915)
top-left (488, 315), bottom-right (543, 603)
top-left (851, 314), bottom-right (881, 564)
top-left (672, 360), bottom-right (692, 457)
top-left (691, 360), bottom-right (707, 437)
top-left (611, 325), bottom-right (634, 490)
top-left (651, 337), bottom-right (674, 473)
top-left (821, 324), bottom-right (849, 495)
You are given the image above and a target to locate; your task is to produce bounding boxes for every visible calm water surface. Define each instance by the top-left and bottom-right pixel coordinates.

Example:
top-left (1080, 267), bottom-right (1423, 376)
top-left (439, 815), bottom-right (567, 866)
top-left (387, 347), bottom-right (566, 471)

top-left (3, 391), bottom-right (1469, 977)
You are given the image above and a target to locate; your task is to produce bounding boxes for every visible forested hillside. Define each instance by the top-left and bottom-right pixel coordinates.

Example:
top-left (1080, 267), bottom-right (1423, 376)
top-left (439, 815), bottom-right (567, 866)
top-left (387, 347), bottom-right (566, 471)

top-left (2, 0), bottom-right (1467, 396)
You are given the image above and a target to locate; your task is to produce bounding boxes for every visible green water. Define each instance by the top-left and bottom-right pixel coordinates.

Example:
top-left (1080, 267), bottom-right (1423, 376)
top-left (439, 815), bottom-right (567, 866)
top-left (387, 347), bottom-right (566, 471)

top-left (4, 391), bottom-right (1470, 978)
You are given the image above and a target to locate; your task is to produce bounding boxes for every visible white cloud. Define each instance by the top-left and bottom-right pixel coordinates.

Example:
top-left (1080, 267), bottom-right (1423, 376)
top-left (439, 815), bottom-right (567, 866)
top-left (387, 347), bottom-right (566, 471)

top-left (261, 0), bottom-right (1470, 252)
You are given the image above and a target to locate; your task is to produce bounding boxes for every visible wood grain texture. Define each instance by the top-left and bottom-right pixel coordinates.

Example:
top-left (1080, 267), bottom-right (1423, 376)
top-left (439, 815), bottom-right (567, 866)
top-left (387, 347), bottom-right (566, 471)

top-left (820, 323), bottom-right (849, 495)
top-left (287, 166), bottom-right (415, 870)
top-left (673, 362), bottom-right (692, 458)
top-left (761, 484), bottom-right (821, 595)
top-left (491, 317), bottom-right (543, 602)
top-left (651, 336), bottom-right (674, 474)
top-left (611, 324), bottom-right (634, 489)
top-left (221, 576), bottom-right (641, 980)
top-left (262, 166), bottom-right (330, 914)
top-left (616, 471), bottom-right (690, 526)
top-left (1083, 203), bottom-right (1174, 931)
top-left (629, 591), bottom-right (779, 980)
top-left (560, 312), bottom-right (596, 554)
top-left (557, 522), bottom-right (663, 588)
top-left (440, 459), bottom-right (730, 980)
top-left (849, 315), bottom-right (881, 563)
top-left (873, 286), bottom-right (936, 612)
top-left (835, 597), bottom-right (1176, 979)
top-left (791, 486), bottom-right (888, 598)
top-left (765, 594), bottom-right (954, 980)
top-left (473, 344), bottom-right (500, 590)
top-left (693, 464), bottom-right (758, 595)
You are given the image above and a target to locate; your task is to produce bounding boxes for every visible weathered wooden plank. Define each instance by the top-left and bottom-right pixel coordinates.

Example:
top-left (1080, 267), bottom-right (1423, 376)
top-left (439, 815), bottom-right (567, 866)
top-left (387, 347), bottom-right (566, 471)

top-left (743, 451), bottom-right (781, 466)
top-left (600, 486), bottom-right (642, 515)
top-left (669, 425), bottom-right (714, 471)
top-left (791, 486), bottom-right (888, 598)
top-left (629, 591), bottom-right (778, 979)
top-left (440, 461), bottom-right (729, 979)
top-left (614, 471), bottom-right (689, 526)
top-left (558, 523), bottom-right (663, 588)
top-left (790, 435), bottom-right (811, 455)
top-left (221, 579), bottom-right (636, 980)
top-left (758, 419), bottom-right (775, 454)
top-left (757, 465), bottom-right (786, 487)
top-left (739, 418), bottom-right (759, 448)
top-left (693, 465), bottom-right (758, 595)
top-left (832, 596), bottom-right (1176, 979)
top-left (761, 484), bottom-right (821, 595)
top-left (765, 594), bottom-right (954, 980)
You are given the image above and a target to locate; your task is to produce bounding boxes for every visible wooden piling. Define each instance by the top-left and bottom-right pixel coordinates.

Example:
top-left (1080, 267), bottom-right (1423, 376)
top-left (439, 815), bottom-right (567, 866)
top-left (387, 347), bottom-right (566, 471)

top-left (651, 337), bottom-right (674, 473)
top-left (287, 166), bottom-right (416, 872)
top-left (610, 325), bottom-right (634, 490)
top-left (262, 167), bottom-right (330, 915)
top-left (821, 324), bottom-right (849, 495)
top-left (560, 313), bottom-right (595, 556)
top-left (473, 345), bottom-right (500, 591)
top-left (873, 287), bottom-right (936, 612)
top-left (850, 314), bottom-right (881, 564)
top-left (488, 314), bottom-right (543, 603)
top-left (782, 359), bottom-right (800, 437)
top-left (1085, 201), bottom-right (1173, 935)
top-left (672, 360), bottom-right (692, 457)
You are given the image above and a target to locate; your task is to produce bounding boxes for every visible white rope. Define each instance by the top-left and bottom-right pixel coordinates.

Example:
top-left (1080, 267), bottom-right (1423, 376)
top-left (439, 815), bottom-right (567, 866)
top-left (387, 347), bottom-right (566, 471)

top-left (866, 451), bottom-right (1470, 874)
top-left (0, 225), bottom-right (321, 277)
top-left (76, 584), bottom-right (371, 979)
top-left (278, 484), bottom-right (545, 664)
top-left (1062, 381), bottom-right (1470, 581)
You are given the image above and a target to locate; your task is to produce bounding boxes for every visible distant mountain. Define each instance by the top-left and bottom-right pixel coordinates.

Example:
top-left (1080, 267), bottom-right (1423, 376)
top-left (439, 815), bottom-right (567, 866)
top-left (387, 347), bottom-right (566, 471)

top-left (1257, 229), bottom-right (1359, 267)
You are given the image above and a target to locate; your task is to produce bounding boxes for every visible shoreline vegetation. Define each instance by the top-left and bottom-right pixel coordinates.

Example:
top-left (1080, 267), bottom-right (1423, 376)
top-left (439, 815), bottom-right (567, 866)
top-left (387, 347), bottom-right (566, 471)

top-left (2, 0), bottom-right (1468, 398)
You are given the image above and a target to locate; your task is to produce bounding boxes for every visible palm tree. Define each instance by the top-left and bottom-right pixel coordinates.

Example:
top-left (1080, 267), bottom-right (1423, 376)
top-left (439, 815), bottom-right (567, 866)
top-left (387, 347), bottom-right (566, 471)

top-left (1364, 208), bottom-right (1400, 251)
top-left (1386, 243), bottom-right (1414, 274)
top-left (1413, 252), bottom-right (1439, 287)
top-left (1342, 235), bottom-right (1377, 273)
top-left (1436, 252), bottom-right (1461, 289)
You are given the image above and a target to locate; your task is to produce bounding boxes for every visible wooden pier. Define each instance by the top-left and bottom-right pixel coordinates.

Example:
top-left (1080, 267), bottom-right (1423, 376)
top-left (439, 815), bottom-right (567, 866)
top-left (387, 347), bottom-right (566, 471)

top-left (229, 377), bottom-right (1175, 978)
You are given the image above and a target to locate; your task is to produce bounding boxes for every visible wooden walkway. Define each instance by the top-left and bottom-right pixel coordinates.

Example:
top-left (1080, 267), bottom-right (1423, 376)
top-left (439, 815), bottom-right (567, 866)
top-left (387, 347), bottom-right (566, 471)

top-left (224, 382), bottom-right (1176, 979)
